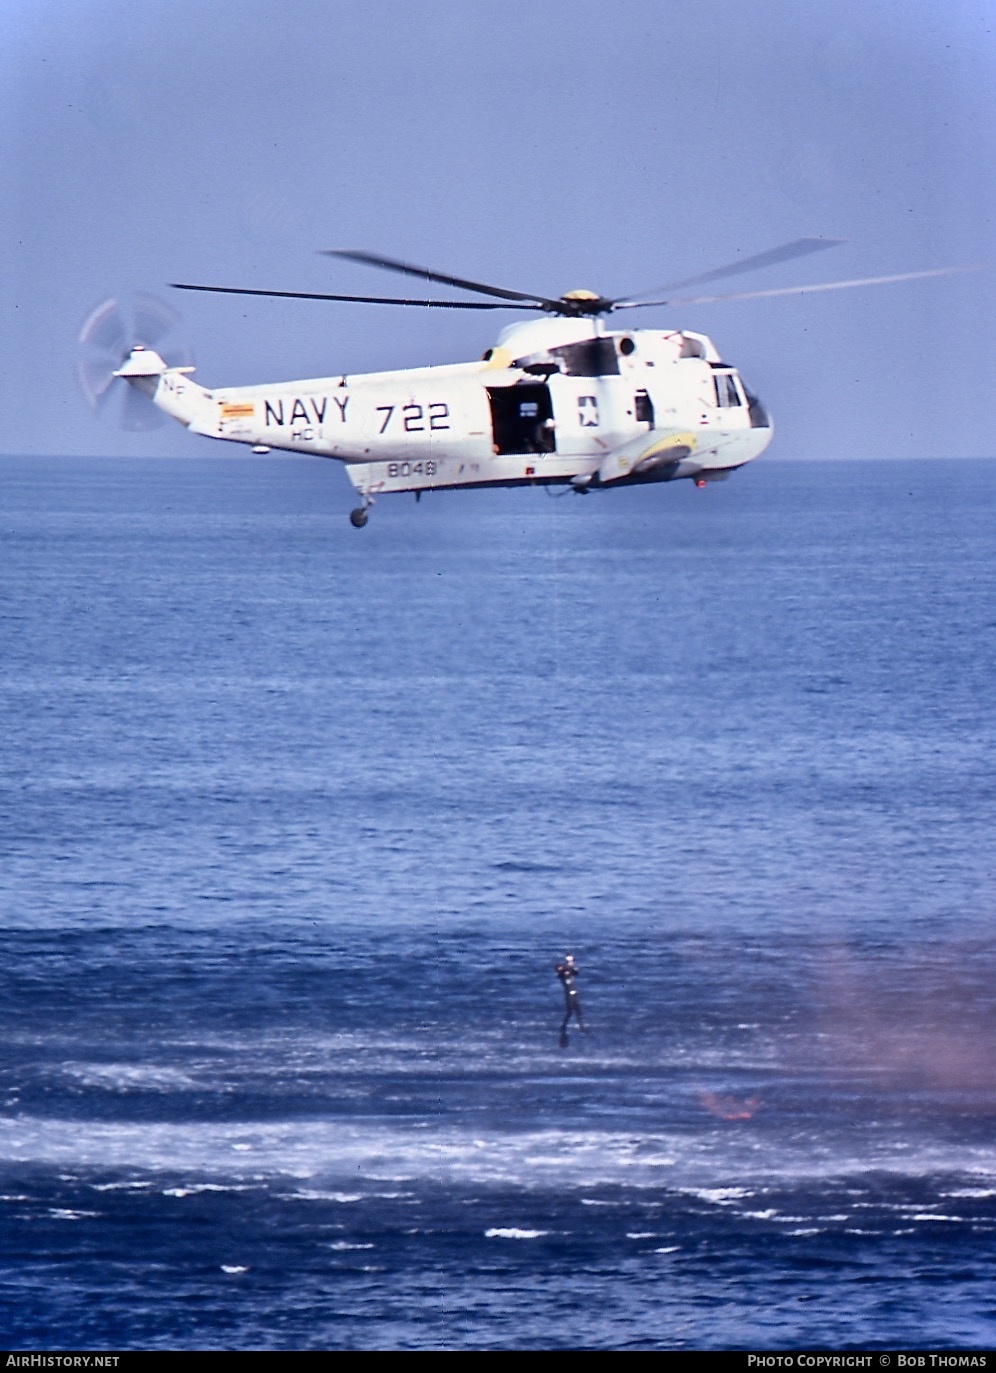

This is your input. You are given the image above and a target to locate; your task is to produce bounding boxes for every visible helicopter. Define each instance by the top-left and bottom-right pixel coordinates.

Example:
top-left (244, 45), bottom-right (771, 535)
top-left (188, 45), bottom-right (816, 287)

top-left (90, 241), bottom-right (970, 527)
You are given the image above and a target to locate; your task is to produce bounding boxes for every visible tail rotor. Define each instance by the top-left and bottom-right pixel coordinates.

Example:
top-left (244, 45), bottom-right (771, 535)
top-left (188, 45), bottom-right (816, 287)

top-left (77, 293), bottom-right (193, 431)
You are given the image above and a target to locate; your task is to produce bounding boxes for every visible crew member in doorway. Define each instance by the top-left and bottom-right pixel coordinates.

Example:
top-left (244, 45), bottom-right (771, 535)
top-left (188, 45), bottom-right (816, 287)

top-left (555, 953), bottom-right (585, 1046)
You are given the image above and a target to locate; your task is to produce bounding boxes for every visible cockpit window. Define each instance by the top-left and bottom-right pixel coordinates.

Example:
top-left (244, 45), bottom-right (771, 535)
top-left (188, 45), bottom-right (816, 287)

top-left (713, 371), bottom-right (743, 407)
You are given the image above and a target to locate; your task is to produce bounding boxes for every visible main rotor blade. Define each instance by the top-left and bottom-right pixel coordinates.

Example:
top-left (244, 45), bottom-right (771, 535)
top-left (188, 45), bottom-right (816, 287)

top-left (323, 249), bottom-right (565, 311)
top-left (170, 282), bottom-right (537, 310)
top-left (612, 264), bottom-right (980, 310)
top-left (615, 237), bottom-right (846, 305)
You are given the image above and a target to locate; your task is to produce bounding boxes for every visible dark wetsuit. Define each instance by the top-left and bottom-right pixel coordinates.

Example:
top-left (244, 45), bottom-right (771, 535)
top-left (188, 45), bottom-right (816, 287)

top-left (555, 959), bottom-right (584, 1039)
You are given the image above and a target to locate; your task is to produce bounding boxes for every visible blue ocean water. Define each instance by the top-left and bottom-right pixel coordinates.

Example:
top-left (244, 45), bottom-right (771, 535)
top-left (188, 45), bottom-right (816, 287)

top-left (0, 453), bottom-right (994, 1351)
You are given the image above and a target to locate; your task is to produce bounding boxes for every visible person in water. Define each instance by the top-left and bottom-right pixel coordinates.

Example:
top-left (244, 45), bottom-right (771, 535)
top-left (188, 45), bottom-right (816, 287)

top-left (555, 953), bottom-right (585, 1045)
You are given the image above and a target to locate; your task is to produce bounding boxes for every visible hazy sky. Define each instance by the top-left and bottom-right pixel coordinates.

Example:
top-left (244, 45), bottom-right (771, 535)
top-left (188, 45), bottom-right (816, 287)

top-left (3, 0), bottom-right (994, 459)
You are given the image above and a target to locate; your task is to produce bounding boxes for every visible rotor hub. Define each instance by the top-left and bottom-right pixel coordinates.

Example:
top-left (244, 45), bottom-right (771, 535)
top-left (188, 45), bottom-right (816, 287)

top-left (553, 289), bottom-right (614, 317)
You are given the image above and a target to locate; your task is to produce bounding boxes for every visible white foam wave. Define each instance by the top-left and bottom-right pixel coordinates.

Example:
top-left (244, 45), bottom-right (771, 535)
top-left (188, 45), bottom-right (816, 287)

top-left (282, 1190), bottom-right (363, 1203)
top-left (58, 1063), bottom-right (199, 1091)
top-left (687, 1187), bottom-right (751, 1205)
top-left (90, 1180), bottom-right (153, 1192)
top-left (162, 1183), bottom-right (254, 1198)
top-left (485, 1227), bottom-right (547, 1240)
top-left (0, 1114), bottom-right (994, 1200)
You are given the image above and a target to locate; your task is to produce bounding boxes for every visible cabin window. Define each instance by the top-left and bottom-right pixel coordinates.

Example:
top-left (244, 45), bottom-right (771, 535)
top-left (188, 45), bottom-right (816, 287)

top-left (634, 389), bottom-right (654, 425)
top-left (547, 338), bottom-right (620, 377)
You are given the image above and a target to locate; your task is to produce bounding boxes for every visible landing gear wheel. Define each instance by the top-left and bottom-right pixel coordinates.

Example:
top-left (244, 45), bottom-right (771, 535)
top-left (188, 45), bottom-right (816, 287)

top-left (349, 507), bottom-right (369, 528)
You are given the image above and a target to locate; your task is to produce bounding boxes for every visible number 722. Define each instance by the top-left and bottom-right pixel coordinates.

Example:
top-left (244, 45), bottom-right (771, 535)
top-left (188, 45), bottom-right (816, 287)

top-left (377, 402), bottom-right (450, 434)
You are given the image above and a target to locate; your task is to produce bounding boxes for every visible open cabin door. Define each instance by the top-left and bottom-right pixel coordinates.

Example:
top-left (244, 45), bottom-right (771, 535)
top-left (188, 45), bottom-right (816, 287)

top-left (487, 384), bottom-right (555, 455)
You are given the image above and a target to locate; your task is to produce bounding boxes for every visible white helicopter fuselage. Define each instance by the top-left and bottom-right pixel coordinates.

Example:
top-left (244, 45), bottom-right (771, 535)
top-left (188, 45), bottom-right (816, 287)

top-left (118, 316), bottom-right (772, 508)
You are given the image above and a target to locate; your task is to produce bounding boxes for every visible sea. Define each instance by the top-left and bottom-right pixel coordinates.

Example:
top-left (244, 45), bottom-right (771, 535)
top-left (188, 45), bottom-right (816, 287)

top-left (1, 452), bottom-right (994, 1352)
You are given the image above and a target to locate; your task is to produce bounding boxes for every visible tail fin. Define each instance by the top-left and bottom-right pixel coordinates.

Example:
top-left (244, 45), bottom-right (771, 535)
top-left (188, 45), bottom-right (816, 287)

top-left (115, 346), bottom-right (210, 429)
